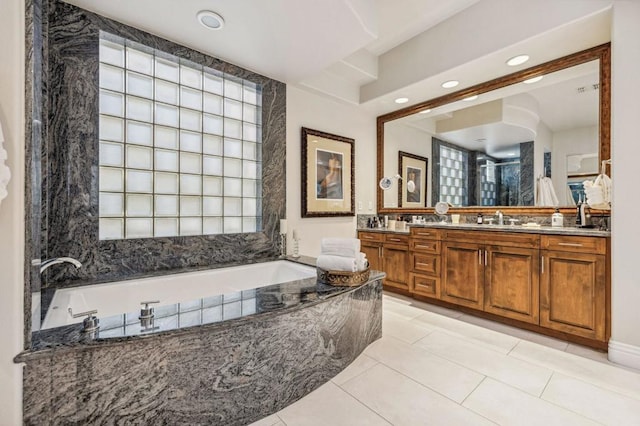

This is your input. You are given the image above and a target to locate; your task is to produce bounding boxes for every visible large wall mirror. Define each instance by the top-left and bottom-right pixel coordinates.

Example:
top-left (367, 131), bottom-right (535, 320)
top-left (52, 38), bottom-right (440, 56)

top-left (377, 44), bottom-right (610, 214)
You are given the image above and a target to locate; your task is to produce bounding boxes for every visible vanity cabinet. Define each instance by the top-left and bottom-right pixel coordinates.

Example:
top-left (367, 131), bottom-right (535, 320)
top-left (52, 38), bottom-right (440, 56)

top-left (409, 228), bottom-right (441, 298)
top-left (540, 235), bottom-right (608, 341)
top-left (358, 231), bottom-right (410, 291)
top-left (441, 230), bottom-right (540, 324)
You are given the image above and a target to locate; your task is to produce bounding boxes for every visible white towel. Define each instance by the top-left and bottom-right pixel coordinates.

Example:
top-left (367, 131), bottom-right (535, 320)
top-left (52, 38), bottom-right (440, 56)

top-left (317, 252), bottom-right (368, 272)
top-left (536, 177), bottom-right (559, 207)
top-left (584, 174), bottom-right (612, 210)
top-left (320, 238), bottom-right (361, 258)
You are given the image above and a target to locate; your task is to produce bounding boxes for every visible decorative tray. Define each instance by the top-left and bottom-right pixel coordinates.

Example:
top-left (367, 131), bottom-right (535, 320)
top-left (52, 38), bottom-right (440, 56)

top-left (316, 267), bottom-right (370, 287)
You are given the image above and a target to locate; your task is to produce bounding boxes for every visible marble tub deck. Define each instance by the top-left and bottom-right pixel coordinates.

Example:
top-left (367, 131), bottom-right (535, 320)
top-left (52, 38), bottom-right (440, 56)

top-left (16, 258), bottom-right (383, 425)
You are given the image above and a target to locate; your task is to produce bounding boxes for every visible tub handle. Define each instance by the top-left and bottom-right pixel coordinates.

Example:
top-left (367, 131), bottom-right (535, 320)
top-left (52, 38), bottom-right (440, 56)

top-left (72, 309), bottom-right (100, 333)
top-left (139, 301), bottom-right (160, 320)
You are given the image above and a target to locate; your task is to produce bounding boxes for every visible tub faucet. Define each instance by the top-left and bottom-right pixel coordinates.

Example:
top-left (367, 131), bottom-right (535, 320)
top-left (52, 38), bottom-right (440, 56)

top-left (495, 210), bottom-right (504, 225)
top-left (33, 257), bottom-right (82, 274)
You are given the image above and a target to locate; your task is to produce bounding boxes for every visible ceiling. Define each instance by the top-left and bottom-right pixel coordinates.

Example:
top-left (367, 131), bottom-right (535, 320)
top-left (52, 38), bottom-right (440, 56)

top-left (64, 0), bottom-right (612, 117)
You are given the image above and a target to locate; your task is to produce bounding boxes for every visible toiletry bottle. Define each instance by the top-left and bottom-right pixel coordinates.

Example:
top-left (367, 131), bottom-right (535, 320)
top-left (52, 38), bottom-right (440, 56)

top-left (551, 208), bottom-right (564, 227)
top-left (477, 213), bottom-right (483, 224)
top-left (576, 195), bottom-right (583, 226)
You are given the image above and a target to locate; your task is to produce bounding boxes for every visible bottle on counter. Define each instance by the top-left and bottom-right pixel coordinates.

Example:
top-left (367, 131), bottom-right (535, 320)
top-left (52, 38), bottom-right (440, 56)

top-left (477, 213), bottom-right (483, 224)
top-left (551, 208), bottom-right (564, 227)
top-left (576, 195), bottom-right (583, 226)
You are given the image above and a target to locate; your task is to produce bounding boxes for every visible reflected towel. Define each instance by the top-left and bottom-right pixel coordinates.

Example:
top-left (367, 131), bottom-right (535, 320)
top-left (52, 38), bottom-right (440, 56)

top-left (536, 177), bottom-right (559, 206)
top-left (320, 238), bottom-right (361, 258)
top-left (317, 253), bottom-right (368, 272)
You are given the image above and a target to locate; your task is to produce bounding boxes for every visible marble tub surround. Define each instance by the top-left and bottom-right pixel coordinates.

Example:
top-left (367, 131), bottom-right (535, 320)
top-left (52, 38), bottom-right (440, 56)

top-left (17, 268), bottom-right (383, 425)
top-left (28, 0), bottom-right (286, 291)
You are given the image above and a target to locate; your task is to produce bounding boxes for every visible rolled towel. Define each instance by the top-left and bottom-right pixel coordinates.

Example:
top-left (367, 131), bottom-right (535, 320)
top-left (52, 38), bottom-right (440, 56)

top-left (320, 238), bottom-right (361, 258)
top-left (317, 252), bottom-right (368, 272)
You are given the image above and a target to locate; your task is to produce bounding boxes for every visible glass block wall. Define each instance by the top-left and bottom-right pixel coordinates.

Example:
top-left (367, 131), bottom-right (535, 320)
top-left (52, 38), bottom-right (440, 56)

top-left (438, 145), bottom-right (467, 206)
top-left (98, 34), bottom-right (262, 240)
top-left (480, 160), bottom-right (497, 206)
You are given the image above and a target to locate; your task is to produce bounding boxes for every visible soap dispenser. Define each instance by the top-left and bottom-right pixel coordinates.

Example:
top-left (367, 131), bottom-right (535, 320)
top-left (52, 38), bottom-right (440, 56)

top-left (551, 208), bottom-right (564, 227)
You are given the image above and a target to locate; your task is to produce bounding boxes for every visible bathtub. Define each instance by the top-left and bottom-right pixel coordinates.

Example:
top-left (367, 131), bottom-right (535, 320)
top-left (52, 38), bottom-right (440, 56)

top-left (41, 260), bottom-right (316, 330)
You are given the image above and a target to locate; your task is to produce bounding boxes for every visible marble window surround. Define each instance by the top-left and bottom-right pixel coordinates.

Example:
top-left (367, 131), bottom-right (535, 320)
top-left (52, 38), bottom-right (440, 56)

top-left (24, 0), bottom-right (286, 345)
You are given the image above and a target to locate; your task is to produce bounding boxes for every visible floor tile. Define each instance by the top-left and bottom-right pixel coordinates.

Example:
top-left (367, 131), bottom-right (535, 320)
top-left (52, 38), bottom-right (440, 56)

top-left (510, 340), bottom-right (640, 399)
top-left (383, 310), bottom-right (435, 344)
top-left (331, 353), bottom-right (379, 386)
top-left (277, 381), bottom-right (390, 426)
top-left (384, 292), bottom-right (464, 318)
top-left (415, 330), bottom-right (552, 396)
top-left (342, 363), bottom-right (495, 426)
top-left (542, 373), bottom-right (640, 425)
top-left (413, 310), bottom-right (519, 354)
top-left (364, 336), bottom-right (484, 403)
top-left (248, 414), bottom-right (284, 426)
top-left (463, 377), bottom-right (600, 425)
top-left (382, 295), bottom-right (426, 320)
top-left (456, 313), bottom-right (570, 351)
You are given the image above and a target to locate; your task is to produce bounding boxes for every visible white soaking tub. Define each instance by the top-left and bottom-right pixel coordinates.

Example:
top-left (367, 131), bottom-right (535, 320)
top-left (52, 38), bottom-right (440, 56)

top-left (41, 260), bottom-right (316, 330)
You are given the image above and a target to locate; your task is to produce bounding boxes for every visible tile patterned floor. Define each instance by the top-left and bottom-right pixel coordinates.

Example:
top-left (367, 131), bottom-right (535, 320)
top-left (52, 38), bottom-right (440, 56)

top-left (250, 292), bottom-right (640, 426)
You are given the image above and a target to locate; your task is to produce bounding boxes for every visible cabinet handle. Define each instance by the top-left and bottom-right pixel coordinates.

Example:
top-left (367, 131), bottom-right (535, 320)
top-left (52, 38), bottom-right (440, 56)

top-left (484, 250), bottom-right (488, 266)
top-left (415, 244), bottom-right (431, 249)
top-left (380, 247), bottom-right (384, 257)
top-left (417, 232), bottom-right (431, 236)
top-left (558, 242), bottom-right (584, 247)
top-left (389, 238), bottom-right (402, 242)
top-left (541, 255), bottom-right (544, 274)
top-left (479, 249), bottom-right (482, 265)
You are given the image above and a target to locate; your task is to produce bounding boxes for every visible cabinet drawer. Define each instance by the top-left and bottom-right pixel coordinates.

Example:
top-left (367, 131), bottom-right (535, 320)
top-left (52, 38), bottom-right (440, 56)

top-left (410, 273), bottom-right (439, 298)
top-left (358, 232), bottom-right (384, 242)
top-left (410, 253), bottom-right (440, 275)
top-left (443, 229), bottom-right (539, 248)
top-left (410, 227), bottom-right (441, 239)
top-left (385, 234), bottom-right (409, 245)
top-left (541, 235), bottom-right (607, 254)
top-left (410, 239), bottom-right (441, 254)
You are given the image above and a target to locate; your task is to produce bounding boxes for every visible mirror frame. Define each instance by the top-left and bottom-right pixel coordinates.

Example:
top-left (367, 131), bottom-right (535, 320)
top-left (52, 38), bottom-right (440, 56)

top-left (376, 43), bottom-right (611, 215)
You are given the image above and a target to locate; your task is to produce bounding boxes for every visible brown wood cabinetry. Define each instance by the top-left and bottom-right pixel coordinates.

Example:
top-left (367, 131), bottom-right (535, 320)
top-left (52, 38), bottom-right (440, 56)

top-left (358, 231), bottom-right (410, 291)
top-left (409, 227), bottom-right (441, 298)
top-left (359, 227), bottom-right (610, 347)
top-left (540, 235), bottom-right (608, 341)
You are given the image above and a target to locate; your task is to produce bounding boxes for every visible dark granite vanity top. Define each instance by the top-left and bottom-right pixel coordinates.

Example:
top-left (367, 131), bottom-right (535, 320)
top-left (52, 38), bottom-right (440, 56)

top-left (359, 223), bottom-right (610, 237)
top-left (16, 256), bottom-right (383, 361)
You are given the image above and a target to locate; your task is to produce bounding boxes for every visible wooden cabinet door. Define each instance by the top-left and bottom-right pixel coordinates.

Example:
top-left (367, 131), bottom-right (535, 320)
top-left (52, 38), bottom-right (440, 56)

top-left (382, 244), bottom-right (410, 291)
top-left (484, 246), bottom-right (540, 324)
top-left (441, 242), bottom-right (484, 309)
top-left (540, 251), bottom-right (606, 341)
top-left (361, 242), bottom-right (382, 272)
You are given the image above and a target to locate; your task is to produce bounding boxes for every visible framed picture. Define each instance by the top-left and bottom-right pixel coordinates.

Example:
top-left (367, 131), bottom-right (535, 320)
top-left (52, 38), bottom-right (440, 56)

top-left (398, 151), bottom-right (428, 208)
top-left (301, 127), bottom-right (355, 217)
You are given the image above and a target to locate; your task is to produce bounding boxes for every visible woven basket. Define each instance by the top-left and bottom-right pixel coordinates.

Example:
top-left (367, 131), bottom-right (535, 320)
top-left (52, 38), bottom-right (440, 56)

top-left (317, 267), bottom-right (370, 287)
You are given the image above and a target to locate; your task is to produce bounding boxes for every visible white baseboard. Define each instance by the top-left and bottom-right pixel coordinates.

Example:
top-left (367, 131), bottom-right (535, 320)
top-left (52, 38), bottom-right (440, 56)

top-left (608, 340), bottom-right (640, 370)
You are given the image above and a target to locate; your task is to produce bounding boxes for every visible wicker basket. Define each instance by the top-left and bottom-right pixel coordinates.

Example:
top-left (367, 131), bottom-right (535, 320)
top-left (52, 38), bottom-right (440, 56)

top-left (317, 267), bottom-right (370, 287)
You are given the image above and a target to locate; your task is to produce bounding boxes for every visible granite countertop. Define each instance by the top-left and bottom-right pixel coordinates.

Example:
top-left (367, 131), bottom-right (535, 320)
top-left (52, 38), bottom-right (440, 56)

top-left (359, 223), bottom-right (610, 237)
top-left (17, 256), bottom-right (383, 361)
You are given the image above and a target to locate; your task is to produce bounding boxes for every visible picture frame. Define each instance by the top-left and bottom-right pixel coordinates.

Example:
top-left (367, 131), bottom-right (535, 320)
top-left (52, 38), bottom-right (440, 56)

top-left (398, 151), bottom-right (428, 208)
top-left (301, 127), bottom-right (355, 217)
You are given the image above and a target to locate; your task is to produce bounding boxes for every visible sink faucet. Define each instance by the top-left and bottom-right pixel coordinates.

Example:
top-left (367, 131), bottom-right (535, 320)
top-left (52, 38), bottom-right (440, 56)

top-left (495, 210), bottom-right (504, 225)
top-left (33, 257), bottom-right (82, 274)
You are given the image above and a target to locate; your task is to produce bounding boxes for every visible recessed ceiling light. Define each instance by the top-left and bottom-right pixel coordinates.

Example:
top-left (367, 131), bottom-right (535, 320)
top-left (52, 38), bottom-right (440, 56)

top-left (507, 152), bottom-right (516, 156)
top-left (523, 75), bottom-right (544, 84)
top-left (463, 95), bottom-right (478, 101)
top-left (395, 97), bottom-right (409, 104)
top-left (197, 10), bottom-right (225, 30)
top-left (442, 80), bottom-right (459, 89)
top-left (507, 54), bottom-right (529, 66)
top-left (419, 109), bottom-right (431, 114)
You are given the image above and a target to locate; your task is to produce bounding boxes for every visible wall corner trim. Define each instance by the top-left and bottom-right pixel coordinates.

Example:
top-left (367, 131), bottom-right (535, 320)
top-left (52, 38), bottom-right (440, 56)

top-left (608, 339), bottom-right (640, 370)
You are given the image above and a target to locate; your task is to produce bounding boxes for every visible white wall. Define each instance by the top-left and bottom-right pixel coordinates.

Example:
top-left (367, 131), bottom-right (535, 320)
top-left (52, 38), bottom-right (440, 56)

top-left (550, 126), bottom-right (599, 205)
top-left (383, 123), bottom-right (432, 208)
top-left (286, 86), bottom-right (376, 257)
top-left (0, 0), bottom-right (25, 422)
top-left (609, 0), bottom-right (640, 369)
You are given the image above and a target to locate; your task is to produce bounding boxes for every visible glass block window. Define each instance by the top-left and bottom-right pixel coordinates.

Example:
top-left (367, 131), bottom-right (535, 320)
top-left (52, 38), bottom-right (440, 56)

top-left (98, 33), bottom-right (262, 240)
top-left (480, 160), bottom-right (497, 206)
top-left (439, 145), bottom-right (467, 206)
